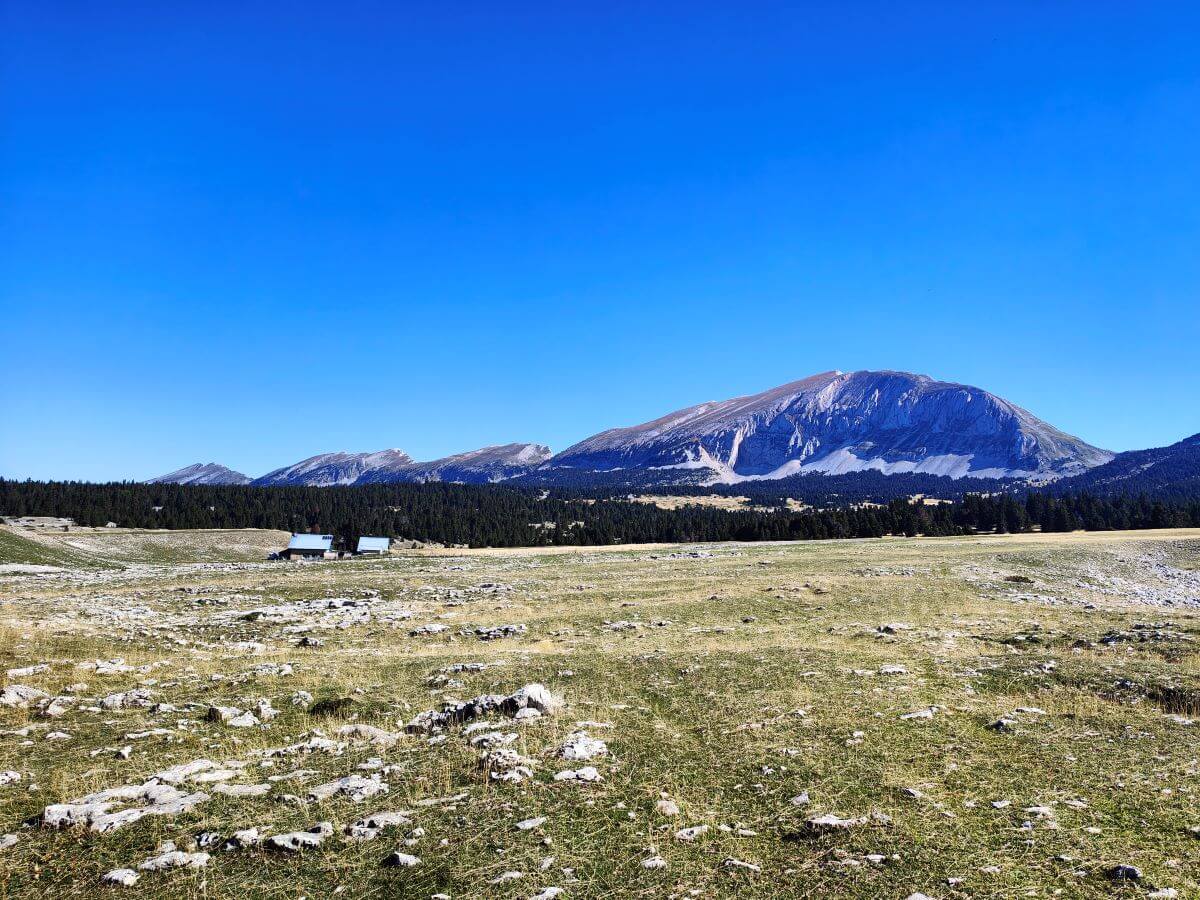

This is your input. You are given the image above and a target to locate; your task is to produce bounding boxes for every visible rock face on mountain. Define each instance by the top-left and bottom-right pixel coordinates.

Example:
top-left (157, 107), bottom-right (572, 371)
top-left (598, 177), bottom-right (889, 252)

top-left (358, 443), bottom-right (552, 484)
top-left (252, 450), bottom-right (414, 486)
top-left (1055, 431), bottom-right (1200, 499)
top-left (147, 463), bottom-right (251, 485)
top-left (546, 370), bottom-right (1113, 483)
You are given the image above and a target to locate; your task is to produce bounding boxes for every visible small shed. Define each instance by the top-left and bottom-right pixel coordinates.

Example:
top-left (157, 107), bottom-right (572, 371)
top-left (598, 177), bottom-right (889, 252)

top-left (356, 536), bottom-right (391, 555)
top-left (285, 534), bottom-right (334, 560)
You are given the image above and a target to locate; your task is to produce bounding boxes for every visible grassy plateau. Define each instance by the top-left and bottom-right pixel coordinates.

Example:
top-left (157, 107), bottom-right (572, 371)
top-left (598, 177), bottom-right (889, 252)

top-left (1, 525), bottom-right (1198, 899)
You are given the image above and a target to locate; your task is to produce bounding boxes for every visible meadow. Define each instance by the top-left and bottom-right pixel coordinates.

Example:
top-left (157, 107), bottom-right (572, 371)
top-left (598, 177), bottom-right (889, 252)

top-left (1, 525), bottom-right (1197, 898)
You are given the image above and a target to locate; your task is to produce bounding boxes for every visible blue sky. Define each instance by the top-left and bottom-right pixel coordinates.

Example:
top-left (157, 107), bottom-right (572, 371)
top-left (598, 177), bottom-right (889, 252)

top-left (2, 2), bottom-right (1198, 481)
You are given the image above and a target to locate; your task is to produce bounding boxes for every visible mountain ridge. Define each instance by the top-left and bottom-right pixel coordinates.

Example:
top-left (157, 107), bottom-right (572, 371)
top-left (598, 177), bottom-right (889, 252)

top-left (147, 370), bottom-right (1124, 488)
top-left (358, 443), bottom-right (553, 484)
top-left (240, 443), bottom-right (553, 487)
top-left (251, 449), bottom-right (415, 486)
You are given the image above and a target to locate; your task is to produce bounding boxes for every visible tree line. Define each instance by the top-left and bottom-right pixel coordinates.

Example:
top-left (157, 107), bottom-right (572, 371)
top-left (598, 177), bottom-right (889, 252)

top-left (2, 479), bottom-right (1198, 549)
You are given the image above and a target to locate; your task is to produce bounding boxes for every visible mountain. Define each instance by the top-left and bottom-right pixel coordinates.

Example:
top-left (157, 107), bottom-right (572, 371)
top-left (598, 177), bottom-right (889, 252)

top-left (1053, 431), bottom-right (1200, 500)
top-left (543, 370), bottom-right (1113, 485)
top-left (147, 463), bottom-right (251, 485)
top-left (357, 443), bottom-right (552, 484)
top-left (252, 449), bottom-right (414, 486)
top-left (144, 371), bottom-right (1123, 491)
top-left (252, 444), bottom-right (551, 486)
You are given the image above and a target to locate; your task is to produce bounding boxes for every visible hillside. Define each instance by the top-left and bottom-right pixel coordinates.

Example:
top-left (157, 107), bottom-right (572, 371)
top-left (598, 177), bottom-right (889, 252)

top-left (1054, 432), bottom-right (1200, 500)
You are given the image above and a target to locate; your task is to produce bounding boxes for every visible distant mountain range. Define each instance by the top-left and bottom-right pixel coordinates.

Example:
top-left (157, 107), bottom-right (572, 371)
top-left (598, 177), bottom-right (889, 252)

top-left (249, 444), bottom-right (552, 486)
top-left (146, 369), bottom-right (1195, 497)
top-left (351, 443), bottom-right (552, 485)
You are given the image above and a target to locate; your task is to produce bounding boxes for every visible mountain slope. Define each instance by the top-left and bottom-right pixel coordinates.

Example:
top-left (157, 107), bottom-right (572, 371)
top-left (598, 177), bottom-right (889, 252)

top-left (545, 370), bottom-right (1112, 484)
top-left (252, 449), bottom-right (414, 486)
top-left (147, 463), bottom-right (251, 485)
top-left (1052, 432), bottom-right (1200, 500)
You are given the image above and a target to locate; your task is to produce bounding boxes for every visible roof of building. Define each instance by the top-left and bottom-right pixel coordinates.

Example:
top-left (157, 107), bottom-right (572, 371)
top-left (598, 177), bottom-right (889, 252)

top-left (356, 536), bottom-right (391, 552)
top-left (288, 534), bottom-right (334, 551)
